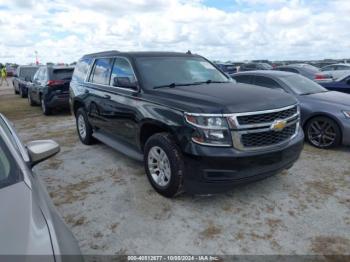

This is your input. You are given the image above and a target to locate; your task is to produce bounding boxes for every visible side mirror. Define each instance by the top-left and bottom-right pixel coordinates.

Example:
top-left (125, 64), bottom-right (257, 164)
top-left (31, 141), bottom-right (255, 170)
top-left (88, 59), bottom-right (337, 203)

top-left (113, 77), bottom-right (137, 90)
top-left (27, 140), bottom-right (60, 167)
top-left (14, 74), bottom-right (18, 78)
top-left (24, 76), bottom-right (31, 82)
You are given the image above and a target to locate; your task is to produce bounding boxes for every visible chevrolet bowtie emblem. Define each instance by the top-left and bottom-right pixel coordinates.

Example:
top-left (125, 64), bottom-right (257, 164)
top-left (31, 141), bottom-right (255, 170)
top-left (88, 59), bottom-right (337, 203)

top-left (271, 119), bottom-right (287, 132)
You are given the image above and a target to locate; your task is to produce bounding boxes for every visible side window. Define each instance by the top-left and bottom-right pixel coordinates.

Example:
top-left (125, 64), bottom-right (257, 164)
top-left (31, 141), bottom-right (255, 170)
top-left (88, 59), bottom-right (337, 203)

top-left (89, 58), bottom-right (113, 85)
top-left (33, 68), bottom-right (41, 81)
top-left (336, 65), bottom-right (349, 70)
top-left (110, 57), bottom-right (136, 87)
top-left (253, 76), bottom-right (282, 89)
top-left (41, 68), bottom-right (47, 82)
top-left (233, 75), bottom-right (252, 84)
top-left (280, 68), bottom-right (298, 74)
top-left (73, 58), bottom-right (92, 82)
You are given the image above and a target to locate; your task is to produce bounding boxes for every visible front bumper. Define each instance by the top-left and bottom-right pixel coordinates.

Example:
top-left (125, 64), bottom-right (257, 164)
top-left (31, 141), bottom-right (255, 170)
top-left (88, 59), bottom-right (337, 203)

top-left (341, 119), bottom-right (350, 145)
top-left (183, 128), bottom-right (304, 194)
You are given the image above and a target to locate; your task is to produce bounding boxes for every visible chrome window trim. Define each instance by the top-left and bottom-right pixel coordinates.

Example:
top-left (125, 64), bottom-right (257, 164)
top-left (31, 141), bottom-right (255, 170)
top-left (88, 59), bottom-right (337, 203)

top-left (84, 56), bottom-right (139, 93)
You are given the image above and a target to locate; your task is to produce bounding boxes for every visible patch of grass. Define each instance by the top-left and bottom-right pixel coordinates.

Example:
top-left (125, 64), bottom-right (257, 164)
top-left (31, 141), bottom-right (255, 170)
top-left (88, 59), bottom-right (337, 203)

top-left (200, 221), bottom-right (222, 239)
top-left (310, 236), bottom-right (350, 254)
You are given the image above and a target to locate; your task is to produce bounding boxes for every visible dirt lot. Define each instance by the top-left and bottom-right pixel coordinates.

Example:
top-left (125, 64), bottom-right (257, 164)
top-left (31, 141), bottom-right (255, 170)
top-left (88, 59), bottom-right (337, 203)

top-left (1, 82), bottom-right (350, 256)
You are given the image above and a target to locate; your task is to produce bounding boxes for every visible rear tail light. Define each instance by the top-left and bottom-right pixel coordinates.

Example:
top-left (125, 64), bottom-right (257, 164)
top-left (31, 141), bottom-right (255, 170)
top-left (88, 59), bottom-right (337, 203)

top-left (315, 74), bottom-right (326, 80)
top-left (47, 80), bottom-right (65, 87)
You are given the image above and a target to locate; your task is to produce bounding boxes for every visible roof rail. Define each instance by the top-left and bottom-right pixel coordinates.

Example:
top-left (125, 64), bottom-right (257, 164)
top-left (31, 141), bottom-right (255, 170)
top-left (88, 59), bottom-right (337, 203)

top-left (82, 50), bottom-right (120, 58)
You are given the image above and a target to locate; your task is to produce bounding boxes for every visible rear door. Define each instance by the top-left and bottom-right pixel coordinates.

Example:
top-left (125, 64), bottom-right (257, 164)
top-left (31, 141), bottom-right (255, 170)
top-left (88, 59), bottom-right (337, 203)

top-left (85, 58), bottom-right (114, 131)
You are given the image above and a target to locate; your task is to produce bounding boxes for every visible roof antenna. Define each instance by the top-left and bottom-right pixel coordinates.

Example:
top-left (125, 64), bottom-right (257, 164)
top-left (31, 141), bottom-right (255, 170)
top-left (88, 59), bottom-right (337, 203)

top-left (186, 50), bottom-right (192, 55)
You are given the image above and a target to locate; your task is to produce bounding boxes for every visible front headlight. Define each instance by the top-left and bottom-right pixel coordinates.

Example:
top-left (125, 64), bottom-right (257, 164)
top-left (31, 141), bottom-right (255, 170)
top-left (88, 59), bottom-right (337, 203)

top-left (343, 111), bottom-right (350, 119)
top-left (184, 113), bottom-right (231, 146)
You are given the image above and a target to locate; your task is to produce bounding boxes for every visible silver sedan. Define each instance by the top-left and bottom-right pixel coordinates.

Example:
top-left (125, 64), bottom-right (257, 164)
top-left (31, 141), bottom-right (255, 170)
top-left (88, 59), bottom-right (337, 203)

top-left (0, 114), bottom-right (82, 261)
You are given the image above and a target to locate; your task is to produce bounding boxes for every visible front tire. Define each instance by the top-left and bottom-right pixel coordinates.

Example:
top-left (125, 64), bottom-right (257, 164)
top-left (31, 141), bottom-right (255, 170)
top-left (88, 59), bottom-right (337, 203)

top-left (305, 116), bottom-right (341, 149)
top-left (76, 108), bottom-right (94, 145)
top-left (144, 133), bottom-right (184, 198)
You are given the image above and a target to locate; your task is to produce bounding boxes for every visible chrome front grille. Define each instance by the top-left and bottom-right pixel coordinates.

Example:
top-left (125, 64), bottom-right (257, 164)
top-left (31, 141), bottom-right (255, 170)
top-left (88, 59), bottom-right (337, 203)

top-left (226, 104), bottom-right (300, 151)
top-left (237, 107), bottom-right (297, 125)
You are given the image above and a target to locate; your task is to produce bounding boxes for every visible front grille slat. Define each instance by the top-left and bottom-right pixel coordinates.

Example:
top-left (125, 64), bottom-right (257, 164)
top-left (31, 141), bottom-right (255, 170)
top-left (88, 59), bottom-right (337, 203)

top-left (237, 107), bottom-right (297, 125)
top-left (230, 105), bottom-right (299, 151)
top-left (241, 124), bottom-right (297, 148)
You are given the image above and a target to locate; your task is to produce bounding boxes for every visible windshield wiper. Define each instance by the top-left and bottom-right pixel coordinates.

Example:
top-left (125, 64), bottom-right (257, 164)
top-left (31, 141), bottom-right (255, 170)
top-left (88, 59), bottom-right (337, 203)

top-left (153, 80), bottom-right (230, 89)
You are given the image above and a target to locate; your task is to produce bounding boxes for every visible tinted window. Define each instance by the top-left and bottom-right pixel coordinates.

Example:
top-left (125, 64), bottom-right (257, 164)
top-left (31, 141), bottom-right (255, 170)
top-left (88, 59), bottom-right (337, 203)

top-left (280, 74), bottom-right (327, 95)
top-left (277, 67), bottom-right (298, 74)
top-left (135, 56), bottom-right (228, 89)
top-left (90, 58), bottom-right (113, 85)
top-left (73, 59), bottom-right (92, 82)
top-left (254, 76), bottom-right (282, 89)
top-left (52, 68), bottom-right (74, 81)
top-left (233, 75), bottom-right (252, 84)
top-left (0, 136), bottom-right (21, 189)
top-left (336, 65), bottom-right (350, 70)
top-left (19, 67), bottom-right (38, 80)
top-left (110, 58), bottom-right (136, 87)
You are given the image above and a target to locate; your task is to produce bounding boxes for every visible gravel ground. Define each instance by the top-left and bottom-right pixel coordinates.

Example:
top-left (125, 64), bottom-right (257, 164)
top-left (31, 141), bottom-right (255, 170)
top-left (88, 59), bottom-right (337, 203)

top-left (1, 82), bottom-right (350, 256)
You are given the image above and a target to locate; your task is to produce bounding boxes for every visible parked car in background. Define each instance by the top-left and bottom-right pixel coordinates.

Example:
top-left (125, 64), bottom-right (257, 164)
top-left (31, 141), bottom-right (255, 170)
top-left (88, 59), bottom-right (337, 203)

top-left (5, 65), bottom-right (16, 77)
top-left (232, 71), bottom-right (350, 149)
top-left (320, 63), bottom-right (350, 79)
top-left (274, 63), bottom-right (332, 82)
top-left (215, 63), bottom-right (238, 76)
top-left (70, 50), bottom-right (303, 197)
top-left (0, 114), bottom-right (82, 259)
top-left (28, 66), bottom-right (74, 115)
top-left (319, 74), bottom-right (350, 94)
top-left (239, 62), bottom-right (272, 72)
top-left (12, 66), bottom-right (39, 98)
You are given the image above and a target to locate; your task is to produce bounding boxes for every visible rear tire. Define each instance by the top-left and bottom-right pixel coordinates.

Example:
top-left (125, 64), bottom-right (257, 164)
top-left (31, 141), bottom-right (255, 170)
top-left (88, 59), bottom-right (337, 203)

top-left (28, 92), bottom-right (35, 106)
top-left (41, 97), bottom-right (51, 115)
top-left (305, 116), bottom-right (341, 149)
top-left (19, 87), bottom-right (26, 98)
top-left (76, 108), bottom-right (94, 145)
top-left (144, 133), bottom-right (184, 198)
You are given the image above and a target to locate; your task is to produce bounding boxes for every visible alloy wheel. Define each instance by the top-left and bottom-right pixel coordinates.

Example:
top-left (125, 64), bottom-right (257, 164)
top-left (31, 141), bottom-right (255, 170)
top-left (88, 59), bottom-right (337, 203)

top-left (308, 119), bottom-right (337, 148)
top-left (78, 114), bottom-right (87, 139)
top-left (147, 146), bottom-right (171, 187)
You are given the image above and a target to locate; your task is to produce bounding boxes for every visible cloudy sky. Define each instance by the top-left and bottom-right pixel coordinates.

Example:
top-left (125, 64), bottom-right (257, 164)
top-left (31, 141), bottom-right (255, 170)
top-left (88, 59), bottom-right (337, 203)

top-left (0, 0), bottom-right (349, 64)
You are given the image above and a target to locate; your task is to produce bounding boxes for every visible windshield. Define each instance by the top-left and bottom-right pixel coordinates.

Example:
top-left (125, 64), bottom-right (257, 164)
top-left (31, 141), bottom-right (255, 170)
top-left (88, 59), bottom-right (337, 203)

top-left (19, 67), bottom-right (38, 79)
top-left (281, 74), bottom-right (328, 95)
top-left (135, 56), bottom-right (229, 89)
top-left (0, 136), bottom-right (21, 190)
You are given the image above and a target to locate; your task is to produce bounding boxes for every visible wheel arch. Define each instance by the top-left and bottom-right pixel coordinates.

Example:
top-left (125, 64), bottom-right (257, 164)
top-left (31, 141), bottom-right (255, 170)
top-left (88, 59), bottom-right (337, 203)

top-left (139, 120), bottom-right (178, 151)
top-left (303, 113), bottom-right (343, 141)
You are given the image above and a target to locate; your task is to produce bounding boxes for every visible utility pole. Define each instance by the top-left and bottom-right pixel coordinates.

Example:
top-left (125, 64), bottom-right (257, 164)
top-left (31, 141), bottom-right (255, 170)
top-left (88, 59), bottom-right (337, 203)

top-left (35, 51), bottom-right (39, 65)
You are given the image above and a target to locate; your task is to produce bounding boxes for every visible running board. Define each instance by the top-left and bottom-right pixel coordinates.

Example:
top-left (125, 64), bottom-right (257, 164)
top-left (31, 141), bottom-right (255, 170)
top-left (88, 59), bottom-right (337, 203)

top-left (92, 131), bottom-right (144, 162)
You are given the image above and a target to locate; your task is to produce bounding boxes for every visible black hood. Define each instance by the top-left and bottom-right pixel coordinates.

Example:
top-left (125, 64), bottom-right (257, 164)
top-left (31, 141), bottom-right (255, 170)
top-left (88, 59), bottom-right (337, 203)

top-left (143, 83), bottom-right (297, 114)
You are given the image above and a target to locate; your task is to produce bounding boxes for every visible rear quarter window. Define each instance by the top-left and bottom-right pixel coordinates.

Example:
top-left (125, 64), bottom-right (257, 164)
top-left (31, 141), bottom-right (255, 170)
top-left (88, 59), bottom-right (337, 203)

top-left (72, 59), bottom-right (92, 82)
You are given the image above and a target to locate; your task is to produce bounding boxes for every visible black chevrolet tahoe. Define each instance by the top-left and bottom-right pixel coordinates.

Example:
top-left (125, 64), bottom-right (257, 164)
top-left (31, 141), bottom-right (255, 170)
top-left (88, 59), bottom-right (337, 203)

top-left (70, 51), bottom-right (304, 197)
